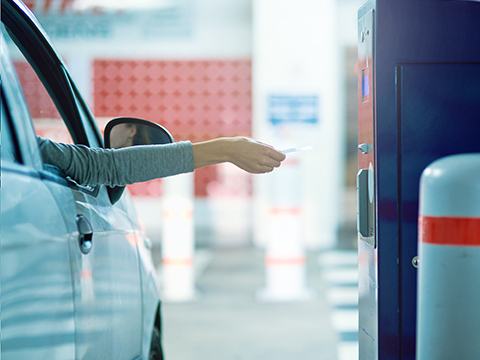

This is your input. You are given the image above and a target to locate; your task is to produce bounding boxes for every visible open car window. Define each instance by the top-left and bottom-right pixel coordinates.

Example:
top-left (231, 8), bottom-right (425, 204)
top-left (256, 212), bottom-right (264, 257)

top-left (2, 25), bottom-right (100, 196)
top-left (3, 25), bottom-right (74, 145)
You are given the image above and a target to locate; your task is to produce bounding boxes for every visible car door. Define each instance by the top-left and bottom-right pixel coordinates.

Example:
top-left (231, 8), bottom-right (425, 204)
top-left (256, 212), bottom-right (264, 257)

top-left (1, 2), bottom-right (143, 358)
top-left (67, 90), bottom-right (144, 360)
top-left (1, 31), bottom-right (77, 360)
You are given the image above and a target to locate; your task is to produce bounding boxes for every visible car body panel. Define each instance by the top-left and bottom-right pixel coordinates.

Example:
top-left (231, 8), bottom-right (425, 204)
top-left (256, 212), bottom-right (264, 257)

top-left (1, 161), bottom-right (77, 360)
top-left (69, 187), bottom-right (143, 360)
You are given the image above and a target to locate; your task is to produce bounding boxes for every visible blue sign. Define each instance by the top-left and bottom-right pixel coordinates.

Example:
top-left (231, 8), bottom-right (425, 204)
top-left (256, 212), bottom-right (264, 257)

top-left (268, 95), bottom-right (319, 125)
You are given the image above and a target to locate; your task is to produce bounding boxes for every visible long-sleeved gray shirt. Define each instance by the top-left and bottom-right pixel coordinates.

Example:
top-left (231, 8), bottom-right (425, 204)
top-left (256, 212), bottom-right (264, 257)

top-left (37, 137), bottom-right (195, 187)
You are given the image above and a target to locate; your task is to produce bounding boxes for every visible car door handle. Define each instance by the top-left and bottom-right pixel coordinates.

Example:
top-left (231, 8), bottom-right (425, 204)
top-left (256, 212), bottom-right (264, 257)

top-left (76, 215), bottom-right (93, 254)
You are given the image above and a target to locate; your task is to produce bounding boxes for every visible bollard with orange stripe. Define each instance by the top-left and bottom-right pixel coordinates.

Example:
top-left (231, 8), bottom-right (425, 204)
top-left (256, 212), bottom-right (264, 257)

top-left (161, 173), bottom-right (197, 302)
top-left (417, 154), bottom-right (480, 360)
top-left (257, 156), bottom-right (315, 302)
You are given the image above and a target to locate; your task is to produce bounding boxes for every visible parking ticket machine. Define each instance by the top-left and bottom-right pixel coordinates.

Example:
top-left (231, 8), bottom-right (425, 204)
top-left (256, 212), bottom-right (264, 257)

top-left (357, 1), bottom-right (480, 359)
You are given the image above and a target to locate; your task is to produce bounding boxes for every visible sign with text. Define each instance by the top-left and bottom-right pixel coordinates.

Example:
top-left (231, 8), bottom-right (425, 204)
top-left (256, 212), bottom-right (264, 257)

top-left (268, 95), bottom-right (319, 125)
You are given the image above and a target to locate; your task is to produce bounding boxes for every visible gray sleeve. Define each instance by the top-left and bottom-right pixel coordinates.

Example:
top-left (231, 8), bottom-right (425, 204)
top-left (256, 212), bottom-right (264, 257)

top-left (37, 137), bottom-right (195, 187)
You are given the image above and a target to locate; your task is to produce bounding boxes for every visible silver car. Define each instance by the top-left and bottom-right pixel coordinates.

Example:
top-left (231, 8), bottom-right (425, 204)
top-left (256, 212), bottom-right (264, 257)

top-left (1, 0), bottom-right (164, 359)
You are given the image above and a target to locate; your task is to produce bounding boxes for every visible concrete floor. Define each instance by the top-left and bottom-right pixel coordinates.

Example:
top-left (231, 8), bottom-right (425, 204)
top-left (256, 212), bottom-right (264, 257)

top-left (144, 188), bottom-right (358, 359)
top-left (155, 247), bottom-right (340, 360)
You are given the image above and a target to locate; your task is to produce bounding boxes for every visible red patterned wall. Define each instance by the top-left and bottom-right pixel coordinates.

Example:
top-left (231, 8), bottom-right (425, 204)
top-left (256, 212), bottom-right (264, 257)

top-left (14, 61), bottom-right (74, 144)
top-left (14, 62), bottom-right (61, 120)
top-left (93, 59), bottom-right (253, 197)
top-left (93, 60), bottom-right (252, 142)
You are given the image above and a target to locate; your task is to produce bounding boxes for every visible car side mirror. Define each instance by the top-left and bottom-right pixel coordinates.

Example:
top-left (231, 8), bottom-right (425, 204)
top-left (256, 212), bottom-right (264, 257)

top-left (104, 117), bottom-right (174, 204)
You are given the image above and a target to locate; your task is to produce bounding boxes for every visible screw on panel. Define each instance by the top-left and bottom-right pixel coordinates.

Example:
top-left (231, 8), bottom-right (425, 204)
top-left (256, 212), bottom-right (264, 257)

top-left (412, 256), bottom-right (419, 268)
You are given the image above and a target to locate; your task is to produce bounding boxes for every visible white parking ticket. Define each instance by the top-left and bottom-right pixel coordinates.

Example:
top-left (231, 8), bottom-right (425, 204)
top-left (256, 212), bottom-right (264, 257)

top-left (281, 145), bottom-right (313, 154)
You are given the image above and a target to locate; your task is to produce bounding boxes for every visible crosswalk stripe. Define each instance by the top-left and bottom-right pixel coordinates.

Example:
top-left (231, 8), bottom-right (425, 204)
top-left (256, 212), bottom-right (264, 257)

top-left (327, 287), bottom-right (358, 306)
top-left (322, 268), bottom-right (358, 285)
top-left (319, 250), bottom-right (359, 360)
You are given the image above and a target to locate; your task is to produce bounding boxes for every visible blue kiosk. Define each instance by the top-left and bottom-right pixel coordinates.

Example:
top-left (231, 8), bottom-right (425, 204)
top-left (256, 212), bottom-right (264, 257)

top-left (356, 1), bottom-right (480, 359)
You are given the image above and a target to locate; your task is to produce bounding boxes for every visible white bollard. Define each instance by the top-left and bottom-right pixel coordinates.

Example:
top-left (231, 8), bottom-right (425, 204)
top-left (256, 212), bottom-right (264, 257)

top-left (417, 154), bottom-right (480, 360)
top-left (161, 172), bottom-right (197, 302)
top-left (257, 157), bottom-right (315, 301)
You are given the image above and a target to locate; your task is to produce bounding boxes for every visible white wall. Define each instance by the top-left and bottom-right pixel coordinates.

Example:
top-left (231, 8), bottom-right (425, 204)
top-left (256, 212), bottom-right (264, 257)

top-left (252, 0), bottom-right (343, 249)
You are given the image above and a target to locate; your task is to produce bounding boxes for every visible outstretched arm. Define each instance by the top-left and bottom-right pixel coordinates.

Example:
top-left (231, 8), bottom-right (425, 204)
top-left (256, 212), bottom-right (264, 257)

top-left (192, 137), bottom-right (286, 174)
top-left (38, 136), bottom-right (285, 187)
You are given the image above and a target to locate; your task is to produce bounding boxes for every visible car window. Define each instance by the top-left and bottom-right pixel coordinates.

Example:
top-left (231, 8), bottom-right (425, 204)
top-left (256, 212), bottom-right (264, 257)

top-left (3, 28), bottom-right (74, 145)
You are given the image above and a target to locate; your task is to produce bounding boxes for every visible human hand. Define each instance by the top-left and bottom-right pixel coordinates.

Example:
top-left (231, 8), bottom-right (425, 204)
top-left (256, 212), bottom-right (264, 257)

top-left (226, 137), bottom-right (286, 174)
